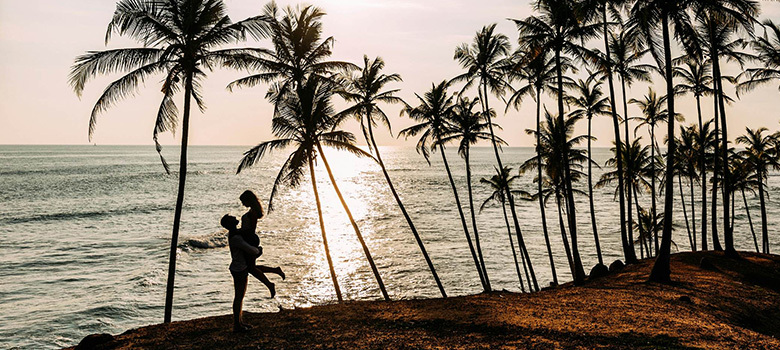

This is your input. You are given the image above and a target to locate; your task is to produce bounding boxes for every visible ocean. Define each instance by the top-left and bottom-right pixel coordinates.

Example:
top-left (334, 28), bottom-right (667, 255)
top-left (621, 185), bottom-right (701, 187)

top-left (1, 145), bottom-right (777, 349)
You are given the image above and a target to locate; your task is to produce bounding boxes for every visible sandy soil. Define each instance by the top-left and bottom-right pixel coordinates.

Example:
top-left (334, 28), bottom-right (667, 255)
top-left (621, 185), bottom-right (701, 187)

top-left (69, 251), bottom-right (780, 349)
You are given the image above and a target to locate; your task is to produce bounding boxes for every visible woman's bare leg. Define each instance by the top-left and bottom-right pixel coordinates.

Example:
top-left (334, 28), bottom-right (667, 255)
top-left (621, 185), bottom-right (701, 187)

top-left (248, 266), bottom-right (275, 297)
top-left (257, 265), bottom-right (285, 280)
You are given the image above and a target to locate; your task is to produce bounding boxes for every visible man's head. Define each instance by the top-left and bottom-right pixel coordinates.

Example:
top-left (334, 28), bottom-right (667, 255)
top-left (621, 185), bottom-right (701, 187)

top-left (221, 214), bottom-right (239, 231)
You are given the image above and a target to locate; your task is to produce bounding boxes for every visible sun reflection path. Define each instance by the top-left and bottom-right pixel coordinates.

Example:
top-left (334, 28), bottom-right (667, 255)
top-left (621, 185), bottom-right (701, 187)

top-left (306, 146), bottom-right (389, 300)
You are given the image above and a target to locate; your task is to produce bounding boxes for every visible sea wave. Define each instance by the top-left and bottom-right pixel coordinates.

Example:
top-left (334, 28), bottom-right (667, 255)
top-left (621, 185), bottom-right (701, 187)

top-left (179, 231), bottom-right (228, 250)
top-left (0, 204), bottom-right (171, 224)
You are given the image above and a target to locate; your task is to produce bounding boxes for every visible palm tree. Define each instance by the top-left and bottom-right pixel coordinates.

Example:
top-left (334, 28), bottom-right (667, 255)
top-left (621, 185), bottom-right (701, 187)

top-left (736, 127), bottom-right (780, 254)
top-left (608, 25), bottom-right (653, 256)
top-left (523, 111), bottom-right (591, 283)
top-left (480, 167), bottom-right (531, 292)
top-left (506, 47), bottom-right (562, 285)
top-left (728, 153), bottom-right (761, 253)
top-left (337, 56), bottom-right (446, 298)
top-left (237, 77), bottom-right (387, 302)
top-left (400, 81), bottom-right (488, 291)
top-left (630, 87), bottom-right (681, 252)
top-left (738, 20), bottom-right (780, 95)
top-left (565, 72), bottom-right (610, 266)
top-left (438, 96), bottom-right (505, 290)
top-left (514, 0), bottom-right (600, 285)
top-left (453, 24), bottom-right (539, 292)
top-left (225, 2), bottom-right (357, 102)
top-left (635, 209), bottom-right (668, 257)
top-left (597, 138), bottom-right (652, 258)
top-left (69, 0), bottom-right (269, 322)
top-left (609, 24), bottom-right (653, 146)
top-left (675, 125), bottom-right (700, 251)
top-left (228, 3), bottom-right (389, 301)
top-left (691, 120), bottom-right (718, 250)
top-left (581, 0), bottom-right (637, 265)
top-left (674, 56), bottom-right (713, 250)
top-left (694, 2), bottom-right (760, 258)
top-left (631, 0), bottom-right (698, 283)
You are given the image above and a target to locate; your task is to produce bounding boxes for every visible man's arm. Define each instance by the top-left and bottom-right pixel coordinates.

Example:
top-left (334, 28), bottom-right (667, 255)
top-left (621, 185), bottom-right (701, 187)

top-left (230, 235), bottom-right (260, 256)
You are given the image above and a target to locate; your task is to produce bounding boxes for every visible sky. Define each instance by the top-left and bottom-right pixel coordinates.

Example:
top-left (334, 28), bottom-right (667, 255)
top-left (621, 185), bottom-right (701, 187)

top-left (0, 0), bottom-right (779, 147)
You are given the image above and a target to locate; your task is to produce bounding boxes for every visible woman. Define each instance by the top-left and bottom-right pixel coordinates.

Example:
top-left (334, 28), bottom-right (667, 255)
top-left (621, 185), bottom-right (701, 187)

top-left (239, 190), bottom-right (285, 297)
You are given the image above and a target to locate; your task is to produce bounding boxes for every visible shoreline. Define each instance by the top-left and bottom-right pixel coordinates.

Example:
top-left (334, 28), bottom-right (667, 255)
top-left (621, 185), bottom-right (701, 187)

top-left (69, 251), bottom-right (780, 349)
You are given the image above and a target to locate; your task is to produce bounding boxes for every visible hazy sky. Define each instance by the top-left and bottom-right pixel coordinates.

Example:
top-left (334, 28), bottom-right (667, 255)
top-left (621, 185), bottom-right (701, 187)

top-left (1, 0), bottom-right (779, 147)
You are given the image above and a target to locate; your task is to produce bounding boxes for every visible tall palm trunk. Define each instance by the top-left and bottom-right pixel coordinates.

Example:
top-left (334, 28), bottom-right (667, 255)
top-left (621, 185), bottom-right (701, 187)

top-left (742, 189), bottom-right (759, 253)
top-left (536, 88), bottom-right (558, 285)
top-left (621, 76), bottom-right (636, 261)
top-left (439, 143), bottom-right (487, 290)
top-left (711, 94), bottom-right (723, 251)
top-left (555, 48), bottom-right (586, 284)
top-left (366, 118), bottom-right (446, 297)
top-left (680, 174), bottom-right (694, 251)
top-left (632, 186), bottom-right (647, 257)
top-left (317, 143), bottom-right (389, 301)
top-left (556, 194), bottom-right (575, 278)
top-left (507, 189), bottom-right (540, 291)
top-left (650, 13), bottom-right (677, 283)
top-left (651, 126), bottom-right (659, 253)
top-left (464, 147), bottom-right (489, 287)
top-left (164, 71), bottom-right (193, 323)
top-left (731, 191), bottom-right (736, 234)
top-left (603, 6), bottom-right (635, 264)
top-left (588, 114), bottom-right (604, 265)
top-left (711, 44), bottom-right (736, 257)
top-left (758, 173), bottom-right (770, 254)
top-left (480, 81), bottom-right (536, 289)
top-left (501, 198), bottom-right (526, 292)
top-left (696, 94), bottom-right (708, 251)
top-left (690, 174), bottom-right (697, 251)
top-left (309, 154), bottom-right (342, 302)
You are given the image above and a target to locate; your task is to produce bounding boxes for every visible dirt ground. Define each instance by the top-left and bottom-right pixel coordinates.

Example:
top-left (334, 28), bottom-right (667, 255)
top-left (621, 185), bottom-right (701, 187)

top-left (69, 251), bottom-right (780, 349)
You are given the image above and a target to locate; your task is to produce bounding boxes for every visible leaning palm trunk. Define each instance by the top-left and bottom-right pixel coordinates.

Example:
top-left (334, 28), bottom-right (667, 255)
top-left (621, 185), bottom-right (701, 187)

top-left (650, 13), bottom-right (678, 283)
top-left (366, 120), bottom-right (446, 297)
top-left (480, 82), bottom-right (537, 290)
top-left (535, 89), bottom-right (559, 285)
top-left (690, 175), bottom-right (697, 251)
top-left (439, 143), bottom-right (487, 290)
top-left (464, 148), bottom-right (490, 287)
top-left (620, 76), bottom-right (636, 261)
top-left (680, 175), bottom-right (694, 251)
top-left (742, 189), bottom-right (759, 253)
top-left (507, 190), bottom-right (540, 291)
top-left (317, 143), bottom-right (389, 301)
top-left (711, 97), bottom-right (723, 251)
top-left (758, 175), bottom-right (770, 254)
top-left (730, 191), bottom-right (736, 235)
top-left (308, 154), bottom-right (342, 302)
top-left (587, 114), bottom-right (604, 265)
top-left (501, 198), bottom-right (526, 292)
top-left (632, 187), bottom-right (648, 257)
top-left (651, 127), bottom-right (659, 253)
top-left (556, 194), bottom-right (575, 277)
top-left (696, 93), bottom-right (708, 251)
top-left (603, 6), bottom-right (635, 264)
top-left (555, 49), bottom-right (585, 283)
top-left (711, 46), bottom-right (736, 257)
top-left (164, 72), bottom-right (194, 323)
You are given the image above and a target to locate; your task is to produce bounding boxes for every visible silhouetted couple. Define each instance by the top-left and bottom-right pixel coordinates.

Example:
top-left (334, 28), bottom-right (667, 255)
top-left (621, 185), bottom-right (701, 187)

top-left (222, 190), bottom-right (285, 333)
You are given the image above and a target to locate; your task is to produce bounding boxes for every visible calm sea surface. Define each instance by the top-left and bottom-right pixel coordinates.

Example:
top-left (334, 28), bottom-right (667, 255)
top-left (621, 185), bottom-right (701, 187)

top-left (1, 145), bottom-right (778, 349)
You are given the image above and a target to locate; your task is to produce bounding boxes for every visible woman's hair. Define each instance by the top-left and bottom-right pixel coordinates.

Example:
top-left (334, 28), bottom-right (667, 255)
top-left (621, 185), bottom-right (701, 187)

top-left (240, 190), bottom-right (264, 218)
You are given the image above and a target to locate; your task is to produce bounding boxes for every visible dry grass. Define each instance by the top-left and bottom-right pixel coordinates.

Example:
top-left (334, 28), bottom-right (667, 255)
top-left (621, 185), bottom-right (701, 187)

top-left (70, 252), bottom-right (780, 350)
